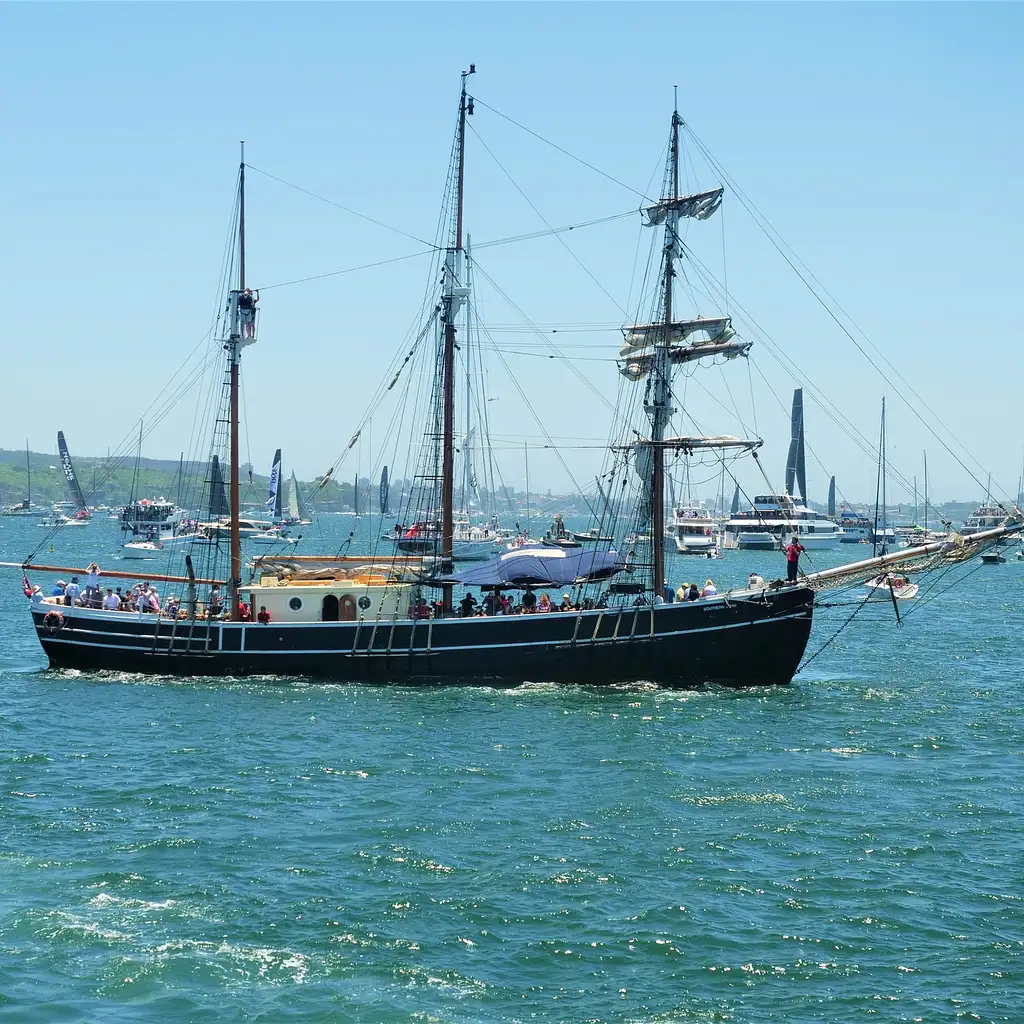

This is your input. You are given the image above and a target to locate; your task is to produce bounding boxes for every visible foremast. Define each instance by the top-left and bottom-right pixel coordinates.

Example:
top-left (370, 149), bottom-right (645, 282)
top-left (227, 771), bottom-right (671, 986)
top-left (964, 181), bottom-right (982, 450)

top-left (440, 65), bottom-right (474, 612)
top-left (627, 93), bottom-right (745, 599)
top-left (648, 106), bottom-right (682, 599)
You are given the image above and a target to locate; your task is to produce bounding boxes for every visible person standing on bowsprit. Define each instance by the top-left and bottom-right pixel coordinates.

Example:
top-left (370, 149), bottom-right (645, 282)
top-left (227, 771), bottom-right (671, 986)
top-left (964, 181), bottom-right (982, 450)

top-left (785, 536), bottom-right (805, 583)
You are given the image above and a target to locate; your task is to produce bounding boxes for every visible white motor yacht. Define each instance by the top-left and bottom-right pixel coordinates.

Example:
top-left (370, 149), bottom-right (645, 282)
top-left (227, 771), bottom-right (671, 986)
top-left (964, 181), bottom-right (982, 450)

top-left (724, 492), bottom-right (843, 550)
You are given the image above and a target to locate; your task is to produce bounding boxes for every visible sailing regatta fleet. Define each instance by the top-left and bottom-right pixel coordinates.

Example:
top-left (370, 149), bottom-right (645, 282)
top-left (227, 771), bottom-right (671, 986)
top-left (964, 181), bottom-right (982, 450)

top-left (8, 69), bottom-right (1023, 686)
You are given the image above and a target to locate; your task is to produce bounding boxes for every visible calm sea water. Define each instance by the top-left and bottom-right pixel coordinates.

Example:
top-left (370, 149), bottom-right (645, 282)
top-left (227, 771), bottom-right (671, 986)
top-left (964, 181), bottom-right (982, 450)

top-left (1, 516), bottom-right (1021, 1021)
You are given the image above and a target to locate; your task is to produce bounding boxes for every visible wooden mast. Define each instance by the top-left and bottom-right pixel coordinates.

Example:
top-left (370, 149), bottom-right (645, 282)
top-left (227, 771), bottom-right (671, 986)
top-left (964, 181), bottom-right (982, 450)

top-left (228, 143), bottom-right (245, 619)
top-left (650, 97), bottom-right (681, 601)
top-left (440, 65), bottom-right (473, 613)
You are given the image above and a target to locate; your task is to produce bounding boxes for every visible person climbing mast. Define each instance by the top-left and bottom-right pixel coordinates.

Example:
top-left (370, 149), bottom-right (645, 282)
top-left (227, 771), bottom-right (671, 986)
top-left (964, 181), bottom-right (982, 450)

top-left (238, 287), bottom-right (259, 339)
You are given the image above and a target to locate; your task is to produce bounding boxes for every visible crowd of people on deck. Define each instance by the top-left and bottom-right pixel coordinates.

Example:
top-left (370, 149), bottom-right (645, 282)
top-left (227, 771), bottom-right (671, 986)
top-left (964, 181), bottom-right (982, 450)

top-left (408, 587), bottom-right (597, 620)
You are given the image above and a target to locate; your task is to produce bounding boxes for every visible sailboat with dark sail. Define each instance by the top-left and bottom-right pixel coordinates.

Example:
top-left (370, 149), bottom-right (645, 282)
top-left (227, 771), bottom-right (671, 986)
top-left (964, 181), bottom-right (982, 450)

top-left (17, 72), bottom-right (1022, 686)
top-left (1, 442), bottom-right (36, 516)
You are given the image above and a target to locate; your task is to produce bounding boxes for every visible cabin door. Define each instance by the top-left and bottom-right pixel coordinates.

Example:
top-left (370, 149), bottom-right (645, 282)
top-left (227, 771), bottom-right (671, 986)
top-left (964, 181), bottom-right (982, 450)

top-left (322, 594), bottom-right (339, 622)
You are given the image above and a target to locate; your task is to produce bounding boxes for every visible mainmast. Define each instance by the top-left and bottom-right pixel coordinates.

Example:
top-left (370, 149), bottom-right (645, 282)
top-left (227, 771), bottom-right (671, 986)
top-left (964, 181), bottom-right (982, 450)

top-left (228, 142), bottom-right (246, 619)
top-left (648, 97), bottom-right (682, 599)
top-left (440, 64), bottom-right (474, 612)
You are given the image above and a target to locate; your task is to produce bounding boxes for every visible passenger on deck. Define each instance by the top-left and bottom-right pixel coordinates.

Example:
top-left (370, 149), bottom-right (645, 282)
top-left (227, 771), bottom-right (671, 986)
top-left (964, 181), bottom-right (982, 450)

top-left (237, 599), bottom-right (252, 622)
top-left (413, 597), bottom-right (431, 620)
top-left (702, 579), bottom-right (717, 598)
top-left (521, 587), bottom-right (538, 613)
top-left (748, 572), bottom-right (766, 588)
top-left (103, 588), bottom-right (120, 611)
top-left (686, 583), bottom-right (700, 601)
top-left (459, 592), bottom-right (478, 617)
top-left (85, 563), bottom-right (100, 601)
top-left (538, 593), bottom-right (552, 612)
top-left (52, 580), bottom-right (66, 599)
top-left (208, 585), bottom-right (223, 617)
top-left (560, 593), bottom-right (574, 611)
top-left (64, 577), bottom-right (81, 607)
top-left (30, 586), bottom-right (45, 609)
top-left (675, 582), bottom-right (688, 602)
top-left (257, 605), bottom-right (271, 624)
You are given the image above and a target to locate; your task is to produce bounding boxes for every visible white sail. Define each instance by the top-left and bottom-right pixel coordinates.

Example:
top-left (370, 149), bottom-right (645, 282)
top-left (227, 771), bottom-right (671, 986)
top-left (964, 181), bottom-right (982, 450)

top-left (642, 187), bottom-right (723, 227)
top-left (287, 472), bottom-right (301, 521)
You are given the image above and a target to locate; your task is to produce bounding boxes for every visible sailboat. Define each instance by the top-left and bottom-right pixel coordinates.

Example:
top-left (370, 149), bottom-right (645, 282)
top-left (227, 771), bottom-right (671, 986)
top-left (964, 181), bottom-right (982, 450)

top-left (250, 449), bottom-right (298, 546)
top-left (1, 442), bottom-right (36, 516)
top-left (18, 73), bottom-right (1023, 685)
top-left (285, 471), bottom-right (311, 526)
top-left (37, 432), bottom-right (90, 526)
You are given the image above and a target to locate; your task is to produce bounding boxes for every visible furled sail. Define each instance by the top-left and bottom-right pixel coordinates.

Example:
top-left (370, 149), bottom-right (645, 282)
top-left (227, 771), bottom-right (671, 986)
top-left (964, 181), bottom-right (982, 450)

top-left (730, 483), bottom-right (741, 516)
top-left (620, 317), bottom-right (733, 353)
top-left (785, 389), bottom-right (807, 501)
top-left (266, 448), bottom-right (283, 520)
top-left (619, 333), bottom-right (750, 381)
top-left (642, 187), bottom-right (724, 227)
top-left (56, 431), bottom-right (88, 515)
top-left (623, 435), bottom-right (762, 454)
top-left (827, 476), bottom-right (836, 518)
top-left (379, 466), bottom-right (390, 515)
top-left (208, 455), bottom-right (229, 519)
top-left (352, 475), bottom-right (359, 516)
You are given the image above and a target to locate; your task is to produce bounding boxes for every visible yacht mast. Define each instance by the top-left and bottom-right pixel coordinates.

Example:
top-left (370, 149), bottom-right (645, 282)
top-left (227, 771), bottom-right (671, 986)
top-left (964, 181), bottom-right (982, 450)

top-left (228, 143), bottom-right (245, 619)
top-left (440, 64), bottom-right (473, 611)
top-left (649, 96), bottom-right (682, 598)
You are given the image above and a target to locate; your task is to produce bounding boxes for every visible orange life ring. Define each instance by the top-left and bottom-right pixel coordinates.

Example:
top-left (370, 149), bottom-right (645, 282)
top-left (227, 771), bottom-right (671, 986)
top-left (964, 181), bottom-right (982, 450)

top-left (43, 610), bottom-right (65, 634)
top-left (339, 594), bottom-right (357, 621)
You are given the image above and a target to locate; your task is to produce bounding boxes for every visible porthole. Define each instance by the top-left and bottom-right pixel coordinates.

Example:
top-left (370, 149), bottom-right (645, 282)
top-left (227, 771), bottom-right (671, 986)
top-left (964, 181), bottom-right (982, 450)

top-left (289, 597), bottom-right (302, 611)
top-left (358, 595), bottom-right (372, 610)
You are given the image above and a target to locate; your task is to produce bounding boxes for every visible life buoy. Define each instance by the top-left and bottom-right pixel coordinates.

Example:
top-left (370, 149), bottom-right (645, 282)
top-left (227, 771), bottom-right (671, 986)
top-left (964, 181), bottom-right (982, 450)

top-left (705, 528), bottom-right (712, 536)
top-left (339, 594), bottom-right (357, 621)
top-left (43, 610), bottom-right (65, 634)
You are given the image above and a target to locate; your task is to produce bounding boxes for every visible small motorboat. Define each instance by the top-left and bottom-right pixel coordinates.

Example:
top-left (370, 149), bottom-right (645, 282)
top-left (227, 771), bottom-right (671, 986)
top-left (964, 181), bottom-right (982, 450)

top-left (864, 572), bottom-right (918, 600)
top-left (981, 551), bottom-right (1006, 564)
top-left (122, 540), bottom-right (163, 560)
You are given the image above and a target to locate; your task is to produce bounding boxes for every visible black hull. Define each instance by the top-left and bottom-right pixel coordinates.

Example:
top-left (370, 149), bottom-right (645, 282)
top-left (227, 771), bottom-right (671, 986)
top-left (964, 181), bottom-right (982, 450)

top-left (31, 588), bottom-right (814, 688)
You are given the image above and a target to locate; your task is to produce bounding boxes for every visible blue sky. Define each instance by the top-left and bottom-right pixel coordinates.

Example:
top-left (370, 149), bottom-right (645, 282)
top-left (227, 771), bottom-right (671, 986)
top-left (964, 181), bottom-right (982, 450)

top-left (2, 2), bottom-right (1022, 506)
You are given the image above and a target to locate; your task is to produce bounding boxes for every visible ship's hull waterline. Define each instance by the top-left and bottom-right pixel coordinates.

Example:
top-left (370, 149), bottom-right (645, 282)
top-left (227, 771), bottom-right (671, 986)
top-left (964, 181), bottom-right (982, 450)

top-left (33, 586), bottom-right (813, 688)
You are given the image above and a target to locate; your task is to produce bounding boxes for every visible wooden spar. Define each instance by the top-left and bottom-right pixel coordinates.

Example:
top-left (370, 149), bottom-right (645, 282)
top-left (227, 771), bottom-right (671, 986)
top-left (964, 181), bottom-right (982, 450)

top-left (2, 562), bottom-right (225, 586)
top-left (799, 520), bottom-right (1024, 587)
top-left (253, 555), bottom-right (427, 565)
top-left (229, 143), bottom-right (245, 621)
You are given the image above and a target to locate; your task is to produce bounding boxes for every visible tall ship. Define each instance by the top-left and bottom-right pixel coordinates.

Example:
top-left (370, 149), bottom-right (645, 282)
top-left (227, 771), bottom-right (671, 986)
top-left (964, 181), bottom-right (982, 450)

top-left (17, 72), bottom-right (1020, 686)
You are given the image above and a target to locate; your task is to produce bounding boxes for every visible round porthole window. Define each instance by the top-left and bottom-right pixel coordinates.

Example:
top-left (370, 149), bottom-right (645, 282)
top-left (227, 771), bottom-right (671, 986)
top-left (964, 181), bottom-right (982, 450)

top-left (289, 597), bottom-right (302, 611)
top-left (358, 595), bottom-right (372, 610)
